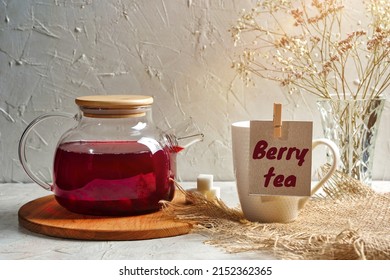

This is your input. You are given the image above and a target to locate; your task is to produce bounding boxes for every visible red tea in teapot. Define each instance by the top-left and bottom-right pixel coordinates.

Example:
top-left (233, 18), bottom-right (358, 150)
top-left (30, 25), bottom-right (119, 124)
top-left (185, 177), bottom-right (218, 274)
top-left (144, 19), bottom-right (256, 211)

top-left (53, 141), bottom-right (174, 216)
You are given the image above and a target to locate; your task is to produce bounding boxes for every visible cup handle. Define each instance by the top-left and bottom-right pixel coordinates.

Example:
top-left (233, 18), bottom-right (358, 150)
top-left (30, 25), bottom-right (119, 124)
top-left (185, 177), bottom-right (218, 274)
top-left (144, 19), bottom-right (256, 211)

top-left (298, 138), bottom-right (340, 209)
top-left (18, 112), bottom-right (75, 190)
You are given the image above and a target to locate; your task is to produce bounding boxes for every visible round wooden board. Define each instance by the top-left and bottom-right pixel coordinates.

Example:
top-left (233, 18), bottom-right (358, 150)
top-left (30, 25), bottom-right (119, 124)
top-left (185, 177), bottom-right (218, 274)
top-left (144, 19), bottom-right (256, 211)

top-left (18, 191), bottom-right (192, 241)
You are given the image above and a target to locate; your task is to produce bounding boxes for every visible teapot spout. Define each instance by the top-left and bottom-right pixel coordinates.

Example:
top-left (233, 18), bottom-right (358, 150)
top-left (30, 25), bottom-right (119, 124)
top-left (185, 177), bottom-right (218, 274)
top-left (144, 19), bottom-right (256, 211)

top-left (163, 132), bottom-right (204, 153)
top-left (162, 117), bottom-right (204, 153)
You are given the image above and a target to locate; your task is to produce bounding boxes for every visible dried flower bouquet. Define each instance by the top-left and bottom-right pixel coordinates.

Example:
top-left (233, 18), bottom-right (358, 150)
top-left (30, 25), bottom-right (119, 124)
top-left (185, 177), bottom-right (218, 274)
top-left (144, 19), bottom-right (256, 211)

top-left (230, 0), bottom-right (390, 100)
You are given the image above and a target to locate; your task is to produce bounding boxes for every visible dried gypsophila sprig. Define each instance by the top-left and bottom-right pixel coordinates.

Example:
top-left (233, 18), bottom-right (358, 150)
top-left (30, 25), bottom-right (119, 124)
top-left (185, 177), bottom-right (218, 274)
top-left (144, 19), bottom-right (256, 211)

top-left (230, 0), bottom-right (390, 99)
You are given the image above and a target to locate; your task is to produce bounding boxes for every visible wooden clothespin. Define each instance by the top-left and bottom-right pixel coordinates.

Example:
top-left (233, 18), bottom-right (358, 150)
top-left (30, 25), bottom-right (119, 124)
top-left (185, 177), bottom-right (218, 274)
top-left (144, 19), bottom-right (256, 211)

top-left (273, 103), bottom-right (282, 138)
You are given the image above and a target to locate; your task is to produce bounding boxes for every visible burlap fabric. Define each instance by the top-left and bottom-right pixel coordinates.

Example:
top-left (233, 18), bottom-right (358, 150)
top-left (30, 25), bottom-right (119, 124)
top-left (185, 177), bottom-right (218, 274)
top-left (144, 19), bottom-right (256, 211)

top-left (162, 167), bottom-right (390, 260)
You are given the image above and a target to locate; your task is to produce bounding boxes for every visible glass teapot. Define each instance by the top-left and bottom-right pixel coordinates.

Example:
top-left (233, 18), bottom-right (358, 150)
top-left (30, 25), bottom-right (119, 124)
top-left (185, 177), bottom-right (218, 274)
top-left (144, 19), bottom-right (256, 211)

top-left (19, 95), bottom-right (203, 216)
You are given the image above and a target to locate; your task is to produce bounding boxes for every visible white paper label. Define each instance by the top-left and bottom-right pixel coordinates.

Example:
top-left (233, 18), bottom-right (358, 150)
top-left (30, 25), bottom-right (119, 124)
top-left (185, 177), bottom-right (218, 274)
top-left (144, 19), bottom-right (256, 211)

top-left (249, 120), bottom-right (313, 196)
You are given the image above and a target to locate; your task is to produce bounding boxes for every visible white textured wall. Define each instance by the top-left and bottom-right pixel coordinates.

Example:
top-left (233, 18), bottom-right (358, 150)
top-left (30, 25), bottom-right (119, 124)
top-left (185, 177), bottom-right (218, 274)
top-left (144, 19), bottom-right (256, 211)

top-left (1, 0), bottom-right (389, 183)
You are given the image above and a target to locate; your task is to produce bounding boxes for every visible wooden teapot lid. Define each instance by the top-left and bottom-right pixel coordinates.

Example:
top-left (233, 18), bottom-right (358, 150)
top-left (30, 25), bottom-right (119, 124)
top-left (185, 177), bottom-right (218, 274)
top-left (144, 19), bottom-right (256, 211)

top-left (75, 95), bottom-right (153, 118)
top-left (76, 95), bottom-right (153, 108)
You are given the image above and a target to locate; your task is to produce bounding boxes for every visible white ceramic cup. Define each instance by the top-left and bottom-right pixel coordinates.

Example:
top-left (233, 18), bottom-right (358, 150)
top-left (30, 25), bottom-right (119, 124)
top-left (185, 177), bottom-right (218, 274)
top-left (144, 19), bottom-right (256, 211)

top-left (231, 121), bottom-right (340, 223)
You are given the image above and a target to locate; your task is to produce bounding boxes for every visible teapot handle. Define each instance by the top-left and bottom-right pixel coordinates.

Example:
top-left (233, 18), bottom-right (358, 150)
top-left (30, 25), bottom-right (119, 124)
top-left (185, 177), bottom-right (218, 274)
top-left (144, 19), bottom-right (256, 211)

top-left (18, 112), bottom-right (76, 191)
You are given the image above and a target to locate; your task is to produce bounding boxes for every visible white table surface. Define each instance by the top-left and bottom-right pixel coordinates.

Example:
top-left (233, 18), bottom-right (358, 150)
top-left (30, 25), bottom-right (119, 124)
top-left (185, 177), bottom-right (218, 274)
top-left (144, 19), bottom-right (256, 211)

top-left (1, 181), bottom-right (388, 260)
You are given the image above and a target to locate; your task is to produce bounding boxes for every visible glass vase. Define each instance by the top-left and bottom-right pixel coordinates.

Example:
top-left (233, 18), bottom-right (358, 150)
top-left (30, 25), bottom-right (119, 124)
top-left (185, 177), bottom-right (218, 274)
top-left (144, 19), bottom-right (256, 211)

top-left (317, 97), bottom-right (386, 185)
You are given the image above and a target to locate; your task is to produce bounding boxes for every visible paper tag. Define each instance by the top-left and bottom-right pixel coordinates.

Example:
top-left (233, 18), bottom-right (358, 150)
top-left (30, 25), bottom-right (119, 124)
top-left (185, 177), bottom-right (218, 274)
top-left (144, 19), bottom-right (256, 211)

top-left (248, 120), bottom-right (313, 196)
